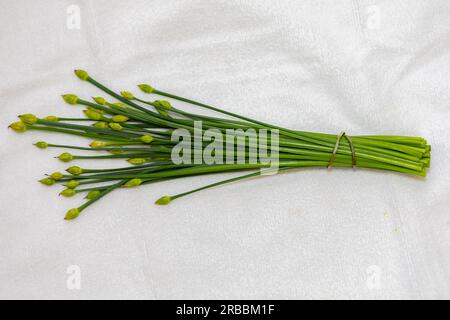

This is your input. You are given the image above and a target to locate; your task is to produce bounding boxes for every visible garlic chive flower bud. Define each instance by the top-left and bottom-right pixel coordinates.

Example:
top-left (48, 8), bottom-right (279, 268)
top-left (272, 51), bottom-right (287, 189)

top-left (34, 141), bottom-right (48, 149)
top-left (65, 180), bottom-right (79, 189)
top-left (154, 100), bottom-right (173, 110)
top-left (90, 140), bottom-right (107, 148)
top-left (123, 178), bottom-right (143, 187)
top-left (138, 84), bottom-right (154, 94)
top-left (74, 69), bottom-right (89, 81)
top-left (120, 91), bottom-right (135, 100)
top-left (39, 178), bottom-right (55, 186)
top-left (93, 121), bottom-right (108, 128)
top-left (19, 114), bottom-right (38, 124)
top-left (109, 122), bottom-right (123, 131)
top-left (62, 94), bottom-right (79, 105)
top-left (128, 158), bottom-right (146, 165)
top-left (44, 115), bottom-right (59, 121)
top-left (92, 96), bottom-right (106, 105)
top-left (83, 109), bottom-right (102, 121)
top-left (86, 190), bottom-right (101, 200)
top-left (87, 106), bottom-right (104, 114)
top-left (140, 135), bottom-right (154, 143)
top-left (111, 115), bottom-right (129, 123)
top-left (64, 208), bottom-right (80, 220)
top-left (50, 172), bottom-right (64, 181)
top-left (60, 188), bottom-right (77, 197)
top-left (67, 166), bottom-right (83, 175)
top-left (8, 121), bottom-right (27, 133)
top-left (58, 152), bottom-right (74, 162)
top-left (155, 196), bottom-right (172, 205)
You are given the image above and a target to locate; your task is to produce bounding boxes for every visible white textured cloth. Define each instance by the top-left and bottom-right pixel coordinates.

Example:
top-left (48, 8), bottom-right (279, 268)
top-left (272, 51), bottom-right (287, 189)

top-left (1, 0), bottom-right (449, 299)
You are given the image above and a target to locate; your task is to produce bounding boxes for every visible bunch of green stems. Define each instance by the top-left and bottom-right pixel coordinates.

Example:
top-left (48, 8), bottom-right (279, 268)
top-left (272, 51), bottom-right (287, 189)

top-left (8, 70), bottom-right (431, 220)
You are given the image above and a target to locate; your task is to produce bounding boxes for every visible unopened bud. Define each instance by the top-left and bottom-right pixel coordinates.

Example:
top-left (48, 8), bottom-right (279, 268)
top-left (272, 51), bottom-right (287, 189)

top-left (50, 172), bottom-right (64, 181)
top-left (154, 100), bottom-right (173, 110)
top-left (128, 158), bottom-right (146, 165)
top-left (19, 114), bottom-right (38, 124)
top-left (123, 178), bottom-right (143, 187)
top-left (120, 91), bottom-right (135, 100)
top-left (34, 141), bottom-right (48, 149)
top-left (92, 96), bottom-right (106, 105)
top-left (62, 94), bottom-right (79, 105)
top-left (140, 135), bottom-right (154, 143)
top-left (109, 122), bottom-right (123, 131)
top-left (60, 188), bottom-right (77, 197)
top-left (39, 178), bottom-right (55, 186)
top-left (90, 140), bottom-right (107, 148)
top-left (93, 121), bottom-right (108, 128)
top-left (8, 121), bottom-right (27, 133)
top-left (65, 180), bottom-right (79, 189)
top-left (66, 166), bottom-right (83, 175)
top-left (74, 69), bottom-right (89, 81)
top-left (44, 115), bottom-right (59, 121)
top-left (111, 115), bottom-right (129, 123)
top-left (85, 190), bottom-right (101, 200)
top-left (83, 109), bottom-right (102, 120)
top-left (64, 208), bottom-right (80, 220)
top-left (155, 196), bottom-right (172, 205)
top-left (58, 152), bottom-right (74, 162)
top-left (138, 84), bottom-right (154, 94)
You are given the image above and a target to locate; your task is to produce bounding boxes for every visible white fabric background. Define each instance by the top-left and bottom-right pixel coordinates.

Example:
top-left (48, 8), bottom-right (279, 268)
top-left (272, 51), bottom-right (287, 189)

top-left (0, 0), bottom-right (449, 299)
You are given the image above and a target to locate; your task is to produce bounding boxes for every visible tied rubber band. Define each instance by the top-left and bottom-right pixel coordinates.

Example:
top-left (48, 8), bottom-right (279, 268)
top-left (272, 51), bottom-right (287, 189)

top-left (327, 132), bottom-right (357, 169)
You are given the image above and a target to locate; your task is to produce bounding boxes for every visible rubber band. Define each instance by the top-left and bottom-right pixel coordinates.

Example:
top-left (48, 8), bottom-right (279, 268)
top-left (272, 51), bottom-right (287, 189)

top-left (327, 132), bottom-right (357, 169)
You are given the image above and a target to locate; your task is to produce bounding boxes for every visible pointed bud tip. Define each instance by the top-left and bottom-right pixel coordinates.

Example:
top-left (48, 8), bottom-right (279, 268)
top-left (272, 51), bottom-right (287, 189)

top-left (90, 140), bottom-right (107, 148)
top-left (8, 121), bottom-right (28, 133)
top-left (111, 115), bottom-right (129, 123)
top-left (155, 196), bottom-right (172, 205)
top-left (109, 122), bottom-right (123, 131)
top-left (34, 141), bottom-right (48, 149)
top-left (39, 178), bottom-right (56, 186)
top-left (92, 96), bottom-right (106, 105)
top-left (140, 135), bottom-right (154, 143)
top-left (123, 178), bottom-right (143, 188)
top-left (60, 188), bottom-right (77, 197)
top-left (120, 91), bottom-right (135, 100)
top-left (66, 166), bottom-right (83, 175)
top-left (19, 114), bottom-right (38, 124)
top-left (74, 69), bottom-right (89, 81)
top-left (138, 84), bottom-right (154, 94)
top-left (62, 94), bottom-right (79, 105)
top-left (50, 172), bottom-right (64, 181)
top-left (64, 208), bottom-right (80, 220)
top-left (65, 180), bottom-right (79, 189)
top-left (58, 152), bottom-right (74, 162)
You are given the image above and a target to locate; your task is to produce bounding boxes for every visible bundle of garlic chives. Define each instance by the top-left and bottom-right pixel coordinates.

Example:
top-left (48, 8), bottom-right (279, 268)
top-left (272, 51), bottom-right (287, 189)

top-left (8, 70), bottom-right (430, 220)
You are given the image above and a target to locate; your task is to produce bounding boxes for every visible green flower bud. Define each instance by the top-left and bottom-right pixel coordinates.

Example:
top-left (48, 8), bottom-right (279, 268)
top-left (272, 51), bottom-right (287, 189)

top-left (8, 121), bottom-right (27, 133)
top-left (83, 109), bottom-right (102, 120)
top-left (74, 69), bottom-right (89, 81)
top-left (85, 190), bottom-right (101, 200)
top-left (138, 84), bottom-right (154, 94)
top-left (123, 178), bottom-right (143, 188)
top-left (155, 196), bottom-right (172, 205)
top-left (66, 166), bottom-right (83, 175)
top-left (39, 178), bottom-right (55, 186)
top-left (93, 121), bottom-right (108, 128)
top-left (109, 122), bottom-right (123, 131)
top-left (60, 188), bottom-right (77, 197)
top-left (44, 115), bottom-right (59, 121)
top-left (65, 180), bottom-right (79, 189)
top-left (128, 158), bottom-right (146, 165)
top-left (108, 149), bottom-right (123, 154)
top-left (64, 208), bottom-right (80, 220)
top-left (62, 94), bottom-right (79, 105)
top-left (58, 152), bottom-right (74, 162)
top-left (140, 135), bottom-right (154, 143)
top-left (19, 114), bottom-right (38, 124)
top-left (111, 115), bottom-right (129, 123)
top-left (90, 140), bottom-right (107, 148)
top-left (154, 100), bottom-right (173, 110)
top-left (120, 91), bottom-right (135, 99)
top-left (92, 96), bottom-right (106, 105)
top-left (50, 172), bottom-right (64, 181)
top-left (34, 141), bottom-right (48, 149)
top-left (87, 106), bottom-right (104, 114)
